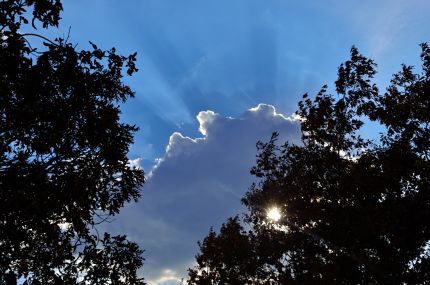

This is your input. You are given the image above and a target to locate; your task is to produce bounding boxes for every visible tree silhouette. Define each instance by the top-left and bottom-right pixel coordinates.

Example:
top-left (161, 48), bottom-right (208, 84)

top-left (1, 1), bottom-right (145, 284)
top-left (188, 45), bottom-right (430, 284)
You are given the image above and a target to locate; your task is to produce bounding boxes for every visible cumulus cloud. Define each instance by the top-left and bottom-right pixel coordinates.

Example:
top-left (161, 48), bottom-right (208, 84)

top-left (150, 269), bottom-right (183, 285)
top-left (106, 104), bottom-right (300, 284)
top-left (128, 157), bottom-right (144, 170)
top-left (196, 110), bottom-right (216, 136)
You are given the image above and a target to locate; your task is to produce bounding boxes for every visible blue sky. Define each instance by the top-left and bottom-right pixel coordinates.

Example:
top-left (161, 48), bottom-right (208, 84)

top-left (47, 1), bottom-right (430, 283)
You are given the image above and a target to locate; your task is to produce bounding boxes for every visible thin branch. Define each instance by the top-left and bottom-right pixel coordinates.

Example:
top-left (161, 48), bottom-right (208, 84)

top-left (22, 36), bottom-right (43, 54)
top-left (20, 32), bottom-right (58, 46)
top-left (65, 26), bottom-right (71, 44)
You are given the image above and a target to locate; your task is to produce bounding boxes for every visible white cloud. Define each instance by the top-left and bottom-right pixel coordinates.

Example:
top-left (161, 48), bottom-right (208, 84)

top-left (106, 104), bottom-right (300, 283)
top-left (196, 110), bottom-right (217, 136)
top-left (147, 269), bottom-right (183, 285)
top-left (128, 157), bottom-right (144, 170)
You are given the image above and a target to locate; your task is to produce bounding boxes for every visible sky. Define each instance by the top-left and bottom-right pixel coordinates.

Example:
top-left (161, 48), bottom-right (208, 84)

top-left (42, 0), bottom-right (430, 283)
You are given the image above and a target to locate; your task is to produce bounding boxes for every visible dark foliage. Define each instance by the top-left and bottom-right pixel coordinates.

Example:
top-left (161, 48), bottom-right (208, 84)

top-left (188, 45), bottom-right (430, 284)
top-left (1, 1), bottom-right (145, 284)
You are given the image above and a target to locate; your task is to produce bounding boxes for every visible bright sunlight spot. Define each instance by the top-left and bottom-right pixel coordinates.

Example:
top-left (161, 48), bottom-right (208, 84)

top-left (267, 207), bottom-right (281, 222)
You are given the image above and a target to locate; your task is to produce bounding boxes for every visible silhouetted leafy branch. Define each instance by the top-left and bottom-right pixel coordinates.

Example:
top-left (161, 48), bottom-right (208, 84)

top-left (1, 1), bottom-right (145, 284)
top-left (189, 45), bottom-right (430, 284)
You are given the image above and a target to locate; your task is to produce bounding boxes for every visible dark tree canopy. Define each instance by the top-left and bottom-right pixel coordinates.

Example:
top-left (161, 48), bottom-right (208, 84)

top-left (188, 45), bottom-right (430, 284)
top-left (1, 1), bottom-right (145, 284)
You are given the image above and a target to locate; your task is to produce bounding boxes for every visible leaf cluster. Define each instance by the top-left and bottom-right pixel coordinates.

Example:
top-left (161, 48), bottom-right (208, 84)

top-left (188, 45), bottom-right (430, 284)
top-left (1, 1), bottom-right (145, 284)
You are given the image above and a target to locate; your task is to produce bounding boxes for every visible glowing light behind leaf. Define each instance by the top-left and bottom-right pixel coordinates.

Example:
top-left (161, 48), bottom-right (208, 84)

top-left (267, 207), bottom-right (281, 222)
